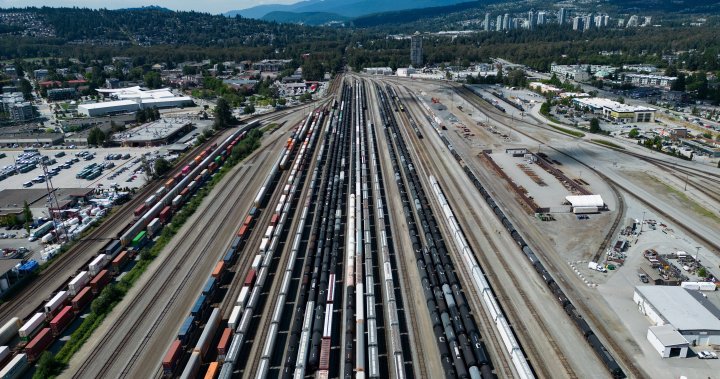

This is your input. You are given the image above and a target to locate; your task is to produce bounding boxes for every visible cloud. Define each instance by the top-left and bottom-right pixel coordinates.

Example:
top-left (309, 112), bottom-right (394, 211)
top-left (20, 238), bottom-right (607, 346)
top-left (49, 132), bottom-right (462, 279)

top-left (0, 0), bottom-right (299, 14)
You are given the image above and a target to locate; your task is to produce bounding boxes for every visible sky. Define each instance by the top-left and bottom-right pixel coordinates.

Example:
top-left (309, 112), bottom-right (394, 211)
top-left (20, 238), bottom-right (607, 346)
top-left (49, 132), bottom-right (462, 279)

top-left (0, 0), bottom-right (300, 14)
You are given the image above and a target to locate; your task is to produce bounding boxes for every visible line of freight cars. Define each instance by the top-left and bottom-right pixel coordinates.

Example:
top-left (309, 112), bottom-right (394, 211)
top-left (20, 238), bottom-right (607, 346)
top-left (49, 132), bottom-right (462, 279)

top-left (428, 176), bottom-right (534, 379)
top-left (0, 122), bottom-right (258, 378)
top-left (377, 84), bottom-right (492, 379)
top-left (290, 92), bottom-right (350, 379)
top-left (490, 91), bottom-right (524, 112)
top-left (465, 86), bottom-right (506, 113)
top-left (0, 243), bottom-right (132, 377)
top-left (161, 110), bottom-right (323, 379)
top-left (428, 115), bottom-right (626, 379)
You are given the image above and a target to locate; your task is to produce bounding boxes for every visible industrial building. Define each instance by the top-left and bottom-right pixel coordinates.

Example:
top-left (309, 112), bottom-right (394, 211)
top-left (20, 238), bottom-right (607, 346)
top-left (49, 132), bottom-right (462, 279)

top-left (112, 118), bottom-right (193, 147)
top-left (410, 32), bottom-right (423, 67)
top-left (573, 97), bottom-right (656, 122)
top-left (646, 325), bottom-right (690, 358)
top-left (78, 87), bottom-right (194, 117)
top-left (364, 67), bottom-right (393, 76)
top-left (633, 286), bottom-right (720, 347)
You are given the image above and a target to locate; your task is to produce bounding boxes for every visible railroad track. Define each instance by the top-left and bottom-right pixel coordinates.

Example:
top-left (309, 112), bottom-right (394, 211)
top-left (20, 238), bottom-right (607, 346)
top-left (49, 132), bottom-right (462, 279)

top-left (453, 84), bottom-right (649, 379)
top-left (0, 134), bottom-right (222, 325)
top-left (71, 148), bottom-right (267, 378)
top-left (71, 118), bottom-right (298, 378)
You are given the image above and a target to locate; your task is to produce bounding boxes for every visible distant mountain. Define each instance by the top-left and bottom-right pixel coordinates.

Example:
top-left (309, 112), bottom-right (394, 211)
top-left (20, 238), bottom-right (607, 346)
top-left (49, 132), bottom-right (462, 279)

top-left (608, 0), bottom-right (720, 13)
top-left (261, 11), bottom-right (349, 26)
top-left (121, 5), bottom-right (172, 12)
top-left (226, 0), bottom-right (473, 19)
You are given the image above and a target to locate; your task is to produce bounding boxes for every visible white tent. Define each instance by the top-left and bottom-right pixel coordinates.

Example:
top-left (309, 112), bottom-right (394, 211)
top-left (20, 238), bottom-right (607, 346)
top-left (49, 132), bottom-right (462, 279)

top-left (565, 195), bottom-right (604, 208)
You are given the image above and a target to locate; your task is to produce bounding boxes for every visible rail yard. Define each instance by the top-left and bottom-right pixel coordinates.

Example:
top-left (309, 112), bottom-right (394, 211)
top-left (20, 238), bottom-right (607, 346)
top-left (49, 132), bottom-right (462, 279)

top-left (0, 73), bottom-right (718, 379)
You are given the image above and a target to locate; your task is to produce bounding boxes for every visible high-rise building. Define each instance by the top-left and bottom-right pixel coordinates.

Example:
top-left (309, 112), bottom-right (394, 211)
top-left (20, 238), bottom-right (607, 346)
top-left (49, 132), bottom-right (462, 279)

top-left (643, 16), bottom-right (652, 26)
top-left (528, 10), bottom-right (535, 30)
top-left (410, 32), bottom-right (423, 67)
top-left (559, 8), bottom-right (566, 24)
top-left (503, 14), bottom-right (510, 30)
top-left (603, 15), bottom-right (610, 27)
top-left (595, 15), bottom-right (603, 28)
top-left (537, 12), bottom-right (546, 25)
top-left (573, 16), bottom-right (583, 31)
top-left (584, 14), bottom-right (593, 30)
top-left (496, 15), bottom-right (503, 31)
top-left (484, 13), bottom-right (491, 31)
top-left (512, 18), bottom-right (520, 29)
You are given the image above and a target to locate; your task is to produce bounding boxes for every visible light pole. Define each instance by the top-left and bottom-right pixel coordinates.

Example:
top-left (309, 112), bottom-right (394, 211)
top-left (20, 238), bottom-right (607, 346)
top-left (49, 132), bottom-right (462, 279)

top-left (639, 211), bottom-right (646, 234)
top-left (695, 246), bottom-right (701, 263)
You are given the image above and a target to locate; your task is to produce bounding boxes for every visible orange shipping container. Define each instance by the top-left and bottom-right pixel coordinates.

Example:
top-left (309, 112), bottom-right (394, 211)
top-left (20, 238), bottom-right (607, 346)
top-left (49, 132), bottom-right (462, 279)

top-left (212, 261), bottom-right (225, 279)
top-left (204, 362), bottom-right (220, 379)
top-left (237, 225), bottom-right (248, 238)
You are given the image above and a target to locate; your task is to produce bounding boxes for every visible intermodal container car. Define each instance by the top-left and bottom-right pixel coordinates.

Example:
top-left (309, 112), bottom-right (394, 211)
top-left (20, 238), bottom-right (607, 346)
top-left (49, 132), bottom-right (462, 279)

top-left (111, 251), bottom-right (129, 274)
top-left (68, 271), bottom-right (90, 296)
top-left (270, 214), bottom-right (279, 226)
top-left (211, 261), bottom-right (225, 280)
top-left (18, 313), bottom-right (45, 342)
top-left (162, 339), bottom-right (182, 376)
top-left (104, 240), bottom-right (122, 258)
top-left (190, 295), bottom-right (207, 319)
top-left (147, 218), bottom-right (162, 236)
top-left (180, 351), bottom-right (200, 379)
top-left (244, 270), bottom-right (256, 287)
top-left (71, 287), bottom-right (93, 313)
top-left (50, 306), bottom-right (73, 336)
top-left (88, 254), bottom-right (109, 276)
top-left (0, 353), bottom-right (28, 379)
top-left (165, 178), bottom-right (176, 190)
top-left (131, 231), bottom-right (147, 249)
top-left (0, 346), bottom-right (10, 367)
top-left (204, 361), bottom-right (220, 379)
top-left (134, 204), bottom-right (147, 218)
top-left (159, 206), bottom-right (172, 224)
top-left (202, 278), bottom-right (216, 297)
top-left (237, 225), bottom-right (248, 239)
top-left (217, 328), bottom-right (232, 358)
top-left (182, 165), bottom-right (191, 176)
top-left (178, 316), bottom-right (195, 347)
top-left (89, 270), bottom-right (111, 294)
top-left (25, 328), bottom-right (52, 361)
top-left (173, 172), bottom-right (183, 183)
top-left (44, 291), bottom-right (69, 318)
top-left (179, 188), bottom-right (189, 199)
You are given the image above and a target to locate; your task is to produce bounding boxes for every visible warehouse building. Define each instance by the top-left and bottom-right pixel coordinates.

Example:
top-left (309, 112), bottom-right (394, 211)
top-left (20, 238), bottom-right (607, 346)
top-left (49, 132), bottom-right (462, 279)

top-left (633, 286), bottom-right (720, 347)
top-left (112, 118), bottom-right (193, 147)
top-left (646, 325), bottom-right (690, 358)
top-left (78, 100), bottom-right (139, 117)
top-left (573, 97), bottom-right (656, 123)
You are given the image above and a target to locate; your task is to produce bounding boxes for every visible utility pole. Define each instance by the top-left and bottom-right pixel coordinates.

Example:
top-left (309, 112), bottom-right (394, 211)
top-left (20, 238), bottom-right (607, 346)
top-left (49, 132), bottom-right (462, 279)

top-left (695, 246), bottom-right (701, 263)
top-left (639, 211), bottom-right (646, 234)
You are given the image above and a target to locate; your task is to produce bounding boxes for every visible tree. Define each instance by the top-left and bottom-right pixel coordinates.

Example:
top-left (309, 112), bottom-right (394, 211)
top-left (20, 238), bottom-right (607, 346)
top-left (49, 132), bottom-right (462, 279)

top-left (87, 127), bottom-right (106, 146)
top-left (697, 267), bottom-right (707, 278)
top-left (23, 201), bottom-right (32, 233)
top-left (540, 99), bottom-right (551, 116)
top-left (671, 73), bottom-right (686, 92)
top-left (628, 128), bottom-right (640, 138)
top-left (143, 71), bottom-right (162, 89)
top-left (135, 109), bottom-right (147, 124)
top-left (33, 352), bottom-right (65, 379)
top-left (153, 157), bottom-right (172, 178)
top-left (589, 118), bottom-right (601, 133)
top-left (243, 104), bottom-right (255, 115)
top-left (213, 98), bottom-right (234, 129)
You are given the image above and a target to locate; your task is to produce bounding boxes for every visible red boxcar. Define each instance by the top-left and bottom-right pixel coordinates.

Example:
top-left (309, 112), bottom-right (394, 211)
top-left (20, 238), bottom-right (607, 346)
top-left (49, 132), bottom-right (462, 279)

top-left (173, 172), bottom-right (183, 183)
top-left (237, 225), bottom-right (248, 238)
top-left (244, 270), bottom-right (257, 287)
top-left (162, 339), bottom-right (182, 375)
top-left (243, 216), bottom-right (253, 226)
top-left (179, 188), bottom-right (190, 198)
top-left (111, 251), bottom-right (129, 274)
top-left (159, 206), bottom-right (172, 224)
top-left (134, 204), bottom-right (147, 218)
top-left (208, 162), bottom-right (218, 172)
top-left (89, 270), bottom-right (111, 294)
top-left (25, 328), bottom-right (52, 361)
top-left (50, 306), bottom-right (74, 336)
top-left (212, 261), bottom-right (225, 279)
top-left (270, 214), bottom-right (279, 226)
top-left (217, 328), bottom-right (232, 357)
top-left (71, 286), bottom-right (93, 313)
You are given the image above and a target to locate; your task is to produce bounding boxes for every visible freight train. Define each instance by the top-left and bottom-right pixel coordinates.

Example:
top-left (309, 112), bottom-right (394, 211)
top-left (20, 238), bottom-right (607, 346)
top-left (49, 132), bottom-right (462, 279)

top-left (429, 114), bottom-right (626, 379)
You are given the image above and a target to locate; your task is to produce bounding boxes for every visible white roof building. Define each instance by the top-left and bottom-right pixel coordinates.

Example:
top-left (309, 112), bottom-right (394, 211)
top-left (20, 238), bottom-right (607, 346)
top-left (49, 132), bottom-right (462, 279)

top-left (565, 195), bottom-right (604, 208)
top-left (573, 97), bottom-right (656, 123)
top-left (646, 325), bottom-right (689, 358)
top-left (634, 286), bottom-right (720, 346)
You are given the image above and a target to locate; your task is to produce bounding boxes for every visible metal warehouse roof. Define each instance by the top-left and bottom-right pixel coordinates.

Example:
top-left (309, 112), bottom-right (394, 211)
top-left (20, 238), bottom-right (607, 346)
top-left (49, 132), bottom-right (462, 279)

top-left (648, 325), bottom-right (689, 347)
top-left (565, 195), bottom-right (604, 208)
top-left (635, 286), bottom-right (720, 332)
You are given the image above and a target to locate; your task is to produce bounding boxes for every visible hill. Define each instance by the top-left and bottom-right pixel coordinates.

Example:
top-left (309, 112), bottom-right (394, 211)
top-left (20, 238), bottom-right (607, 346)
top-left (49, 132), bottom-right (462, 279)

top-left (227, 0), bottom-right (471, 19)
top-left (261, 11), bottom-right (349, 26)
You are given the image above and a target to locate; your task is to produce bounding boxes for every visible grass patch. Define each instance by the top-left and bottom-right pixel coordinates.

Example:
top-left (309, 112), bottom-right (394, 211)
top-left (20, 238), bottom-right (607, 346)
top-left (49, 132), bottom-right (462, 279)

top-left (549, 124), bottom-right (585, 138)
top-left (35, 128), bottom-right (264, 377)
top-left (647, 174), bottom-right (720, 224)
top-left (591, 139), bottom-right (625, 149)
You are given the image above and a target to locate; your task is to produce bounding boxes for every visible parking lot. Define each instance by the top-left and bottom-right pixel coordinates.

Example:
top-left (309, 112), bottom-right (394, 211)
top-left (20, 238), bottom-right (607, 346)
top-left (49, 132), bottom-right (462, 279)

top-left (0, 146), bottom-right (169, 191)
